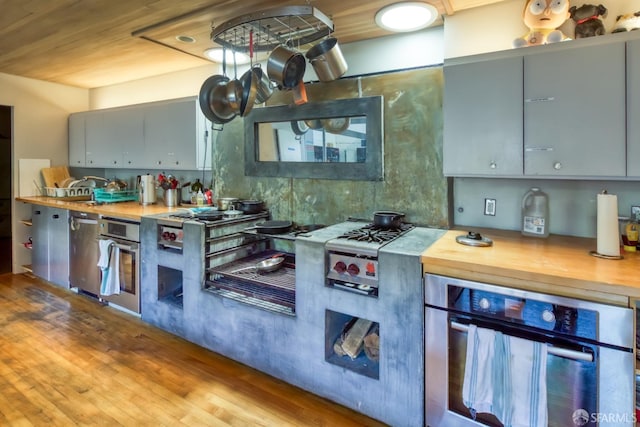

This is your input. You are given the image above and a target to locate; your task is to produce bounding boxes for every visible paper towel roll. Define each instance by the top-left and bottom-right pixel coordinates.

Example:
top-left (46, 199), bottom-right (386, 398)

top-left (597, 193), bottom-right (620, 257)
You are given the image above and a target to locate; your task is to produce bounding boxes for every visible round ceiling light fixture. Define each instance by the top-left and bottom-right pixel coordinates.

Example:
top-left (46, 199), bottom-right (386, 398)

top-left (176, 35), bottom-right (196, 43)
top-left (375, 2), bottom-right (438, 32)
top-left (203, 48), bottom-right (251, 65)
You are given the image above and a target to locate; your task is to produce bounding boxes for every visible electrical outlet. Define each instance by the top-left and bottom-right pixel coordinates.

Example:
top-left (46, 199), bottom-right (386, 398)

top-left (632, 206), bottom-right (640, 221)
top-left (484, 198), bottom-right (496, 216)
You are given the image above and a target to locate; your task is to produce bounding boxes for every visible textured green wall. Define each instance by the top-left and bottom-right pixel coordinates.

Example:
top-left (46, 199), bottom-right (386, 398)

top-left (210, 67), bottom-right (450, 228)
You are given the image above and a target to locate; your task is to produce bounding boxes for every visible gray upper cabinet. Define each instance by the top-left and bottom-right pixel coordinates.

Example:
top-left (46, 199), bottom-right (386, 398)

top-left (68, 96), bottom-right (211, 171)
top-left (627, 39), bottom-right (640, 177)
top-left (524, 43), bottom-right (625, 177)
top-left (444, 34), bottom-right (636, 179)
top-left (84, 107), bottom-right (145, 168)
top-left (68, 113), bottom-right (86, 167)
top-left (443, 56), bottom-right (523, 177)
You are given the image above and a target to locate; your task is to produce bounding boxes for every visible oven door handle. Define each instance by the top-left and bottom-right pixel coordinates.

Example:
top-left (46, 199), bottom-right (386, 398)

top-left (97, 238), bottom-right (138, 252)
top-left (450, 321), bottom-right (594, 362)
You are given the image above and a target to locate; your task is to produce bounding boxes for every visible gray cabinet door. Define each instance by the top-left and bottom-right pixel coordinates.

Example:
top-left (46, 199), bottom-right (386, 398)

top-left (627, 40), bottom-right (640, 177)
top-left (524, 43), bottom-right (626, 177)
top-left (31, 206), bottom-right (48, 280)
top-left (143, 98), bottom-right (198, 170)
top-left (68, 113), bottom-right (86, 167)
top-left (107, 107), bottom-right (144, 168)
top-left (443, 56), bottom-right (524, 176)
top-left (48, 208), bottom-right (69, 287)
top-left (31, 206), bottom-right (69, 287)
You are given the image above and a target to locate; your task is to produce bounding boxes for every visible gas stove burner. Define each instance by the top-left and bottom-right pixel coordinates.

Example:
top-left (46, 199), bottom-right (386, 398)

top-left (336, 222), bottom-right (414, 244)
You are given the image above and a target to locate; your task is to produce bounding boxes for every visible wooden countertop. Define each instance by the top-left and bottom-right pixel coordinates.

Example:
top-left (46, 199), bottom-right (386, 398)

top-left (422, 229), bottom-right (640, 306)
top-left (16, 196), bottom-right (181, 221)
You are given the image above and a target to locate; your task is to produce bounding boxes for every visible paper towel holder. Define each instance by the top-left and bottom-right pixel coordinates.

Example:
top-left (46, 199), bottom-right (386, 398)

top-left (591, 189), bottom-right (624, 260)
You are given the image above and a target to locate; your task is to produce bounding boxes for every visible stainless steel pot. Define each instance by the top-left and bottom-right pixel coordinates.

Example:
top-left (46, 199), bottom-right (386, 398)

top-left (305, 37), bottom-right (348, 82)
top-left (267, 45), bottom-right (306, 90)
top-left (252, 65), bottom-right (274, 104)
top-left (217, 197), bottom-right (239, 211)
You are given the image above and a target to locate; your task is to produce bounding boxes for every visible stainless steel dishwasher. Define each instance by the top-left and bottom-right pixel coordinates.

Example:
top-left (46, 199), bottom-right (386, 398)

top-left (69, 212), bottom-right (100, 296)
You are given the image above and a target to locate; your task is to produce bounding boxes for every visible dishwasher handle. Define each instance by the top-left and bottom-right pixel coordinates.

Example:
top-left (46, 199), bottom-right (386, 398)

top-left (450, 321), bottom-right (594, 362)
top-left (70, 216), bottom-right (98, 231)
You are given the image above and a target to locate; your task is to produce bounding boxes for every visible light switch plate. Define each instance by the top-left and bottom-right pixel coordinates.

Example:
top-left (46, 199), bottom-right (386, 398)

top-left (631, 206), bottom-right (640, 221)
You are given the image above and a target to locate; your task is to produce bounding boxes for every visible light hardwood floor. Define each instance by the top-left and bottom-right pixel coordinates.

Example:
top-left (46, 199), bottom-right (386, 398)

top-left (0, 273), bottom-right (387, 426)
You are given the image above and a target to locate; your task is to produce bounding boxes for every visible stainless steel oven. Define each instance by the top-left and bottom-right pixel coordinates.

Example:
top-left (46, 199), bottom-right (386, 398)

top-left (98, 217), bottom-right (140, 314)
top-left (425, 274), bottom-right (635, 427)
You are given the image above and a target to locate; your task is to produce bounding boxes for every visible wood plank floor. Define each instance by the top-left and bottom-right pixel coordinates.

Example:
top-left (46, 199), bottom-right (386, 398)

top-left (0, 273), bottom-right (387, 426)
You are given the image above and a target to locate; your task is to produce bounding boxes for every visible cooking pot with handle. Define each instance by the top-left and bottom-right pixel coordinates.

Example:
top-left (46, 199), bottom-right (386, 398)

top-left (373, 211), bottom-right (405, 229)
top-left (305, 37), bottom-right (348, 82)
top-left (267, 45), bottom-right (306, 90)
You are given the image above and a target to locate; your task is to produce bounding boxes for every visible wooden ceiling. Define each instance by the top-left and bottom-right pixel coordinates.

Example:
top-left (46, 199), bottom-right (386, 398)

top-left (0, 0), bottom-right (505, 89)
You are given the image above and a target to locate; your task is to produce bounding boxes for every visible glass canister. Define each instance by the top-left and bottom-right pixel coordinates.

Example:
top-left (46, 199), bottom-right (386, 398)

top-left (521, 187), bottom-right (549, 238)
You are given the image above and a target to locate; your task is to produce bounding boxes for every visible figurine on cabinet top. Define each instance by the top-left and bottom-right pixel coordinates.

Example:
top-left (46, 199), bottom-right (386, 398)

top-left (569, 4), bottom-right (607, 38)
top-left (513, 0), bottom-right (571, 48)
top-left (611, 11), bottom-right (640, 33)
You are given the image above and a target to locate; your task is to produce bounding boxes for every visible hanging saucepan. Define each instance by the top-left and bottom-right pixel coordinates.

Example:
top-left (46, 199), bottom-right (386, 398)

top-left (290, 120), bottom-right (309, 136)
top-left (252, 65), bottom-right (274, 104)
top-left (225, 79), bottom-right (243, 115)
top-left (373, 211), bottom-right (405, 229)
top-left (239, 68), bottom-right (259, 116)
top-left (322, 117), bottom-right (350, 134)
top-left (304, 119), bottom-right (323, 130)
top-left (267, 45), bottom-right (306, 90)
top-left (305, 37), bottom-right (348, 82)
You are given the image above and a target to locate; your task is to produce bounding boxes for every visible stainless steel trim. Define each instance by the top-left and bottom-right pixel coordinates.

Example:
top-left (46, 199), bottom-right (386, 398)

top-left (425, 274), bottom-right (634, 349)
top-left (450, 321), bottom-right (594, 362)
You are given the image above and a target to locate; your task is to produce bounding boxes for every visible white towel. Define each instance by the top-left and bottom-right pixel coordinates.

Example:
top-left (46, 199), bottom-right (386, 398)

top-left (97, 239), bottom-right (121, 296)
top-left (462, 324), bottom-right (548, 427)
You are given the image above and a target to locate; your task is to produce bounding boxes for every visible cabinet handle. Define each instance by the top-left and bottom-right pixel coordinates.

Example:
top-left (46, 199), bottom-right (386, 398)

top-left (524, 97), bottom-right (555, 103)
top-left (34, 210), bottom-right (41, 215)
top-left (553, 162), bottom-right (562, 170)
top-left (52, 214), bottom-right (59, 219)
top-left (489, 161), bottom-right (497, 169)
top-left (525, 147), bottom-right (554, 152)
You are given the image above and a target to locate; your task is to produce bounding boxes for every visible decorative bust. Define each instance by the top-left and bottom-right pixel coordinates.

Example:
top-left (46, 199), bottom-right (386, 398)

top-left (513, 0), bottom-right (571, 48)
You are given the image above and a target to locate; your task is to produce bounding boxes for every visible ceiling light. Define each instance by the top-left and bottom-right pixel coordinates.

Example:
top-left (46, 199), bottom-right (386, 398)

top-left (204, 48), bottom-right (251, 65)
top-left (175, 35), bottom-right (196, 43)
top-left (375, 2), bottom-right (438, 32)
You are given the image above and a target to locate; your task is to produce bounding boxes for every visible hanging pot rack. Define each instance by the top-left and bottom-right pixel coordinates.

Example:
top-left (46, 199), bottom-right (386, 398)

top-left (210, 5), bottom-right (334, 54)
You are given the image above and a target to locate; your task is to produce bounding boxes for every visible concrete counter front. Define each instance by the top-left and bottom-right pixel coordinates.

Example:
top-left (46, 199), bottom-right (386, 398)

top-left (421, 229), bottom-right (640, 306)
top-left (17, 196), bottom-right (178, 221)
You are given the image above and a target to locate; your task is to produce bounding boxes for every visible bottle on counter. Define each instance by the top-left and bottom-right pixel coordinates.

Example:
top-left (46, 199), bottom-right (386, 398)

top-left (521, 187), bottom-right (549, 238)
top-left (196, 189), bottom-right (205, 206)
top-left (190, 179), bottom-right (203, 205)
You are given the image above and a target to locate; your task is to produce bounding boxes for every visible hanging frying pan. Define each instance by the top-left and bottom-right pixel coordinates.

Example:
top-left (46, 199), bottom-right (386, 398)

top-left (199, 74), bottom-right (235, 124)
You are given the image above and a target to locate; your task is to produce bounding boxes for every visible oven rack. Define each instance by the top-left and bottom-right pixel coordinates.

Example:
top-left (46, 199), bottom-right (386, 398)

top-left (206, 251), bottom-right (295, 291)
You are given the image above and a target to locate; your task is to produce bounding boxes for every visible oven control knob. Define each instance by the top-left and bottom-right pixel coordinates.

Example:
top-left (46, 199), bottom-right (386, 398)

top-left (478, 298), bottom-right (490, 310)
top-left (333, 261), bottom-right (347, 274)
top-left (542, 309), bottom-right (555, 323)
top-left (347, 263), bottom-right (360, 276)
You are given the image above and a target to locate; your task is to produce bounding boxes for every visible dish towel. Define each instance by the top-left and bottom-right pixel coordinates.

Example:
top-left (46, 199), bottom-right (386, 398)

top-left (462, 324), bottom-right (548, 427)
top-left (97, 239), bottom-right (121, 296)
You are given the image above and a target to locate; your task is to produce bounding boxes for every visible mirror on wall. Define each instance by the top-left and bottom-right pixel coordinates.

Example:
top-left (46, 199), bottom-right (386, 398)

top-left (244, 96), bottom-right (383, 180)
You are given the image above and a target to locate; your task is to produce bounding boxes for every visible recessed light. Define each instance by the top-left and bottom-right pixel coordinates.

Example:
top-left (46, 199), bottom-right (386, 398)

top-left (176, 35), bottom-right (196, 43)
top-left (204, 48), bottom-right (251, 65)
top-left (375, 2), bottom-right (438, 32)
